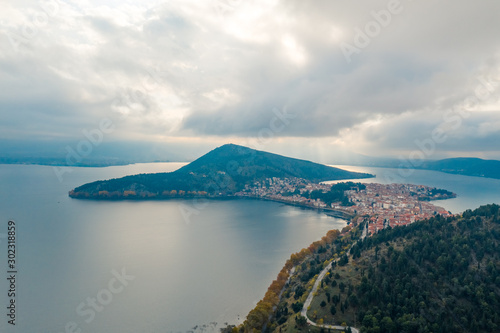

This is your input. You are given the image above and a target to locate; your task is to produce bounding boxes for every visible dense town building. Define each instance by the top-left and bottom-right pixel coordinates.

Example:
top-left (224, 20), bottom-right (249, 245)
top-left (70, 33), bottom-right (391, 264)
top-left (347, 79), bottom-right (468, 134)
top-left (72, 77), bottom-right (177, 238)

top-left (236, 179), bottom-right (454, 236)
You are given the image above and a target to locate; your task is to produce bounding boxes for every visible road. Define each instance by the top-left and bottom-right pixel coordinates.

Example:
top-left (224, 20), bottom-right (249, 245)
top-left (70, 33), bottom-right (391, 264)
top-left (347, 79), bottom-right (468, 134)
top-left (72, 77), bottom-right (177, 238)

top-left (300, 223), bottom-right (367, 333)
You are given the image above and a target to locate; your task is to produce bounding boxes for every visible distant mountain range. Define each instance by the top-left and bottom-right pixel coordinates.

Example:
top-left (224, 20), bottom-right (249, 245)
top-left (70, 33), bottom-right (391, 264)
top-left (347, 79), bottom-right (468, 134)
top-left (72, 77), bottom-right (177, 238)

top-left (69, 144), bottom-right (374, 199)
top-left (419, 157), bottom-right (500, 179)
top-left (3, 139), bottom-right (498, 181)
top-left (342, 156), bottom-right (500, 180)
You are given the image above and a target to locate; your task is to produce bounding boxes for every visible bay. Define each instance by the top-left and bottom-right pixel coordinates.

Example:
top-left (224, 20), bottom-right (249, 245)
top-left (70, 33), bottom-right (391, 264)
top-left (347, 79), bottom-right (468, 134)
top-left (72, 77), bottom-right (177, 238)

top-left (0, 163), bottom-right (345, 333)
top-left (1, 163), bottom-right (499, 332)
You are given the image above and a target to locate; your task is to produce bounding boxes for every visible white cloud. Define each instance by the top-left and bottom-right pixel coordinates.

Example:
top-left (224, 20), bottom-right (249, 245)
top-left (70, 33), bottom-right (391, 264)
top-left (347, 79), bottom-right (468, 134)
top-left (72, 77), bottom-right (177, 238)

top-left (1, 0), bottom-right (500, 159)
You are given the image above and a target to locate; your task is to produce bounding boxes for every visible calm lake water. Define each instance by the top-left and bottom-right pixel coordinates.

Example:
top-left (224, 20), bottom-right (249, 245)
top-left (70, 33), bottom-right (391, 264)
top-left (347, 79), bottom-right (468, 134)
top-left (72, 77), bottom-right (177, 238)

top-left (0, 163), bottom-right (346, 333)
top-left (0, 163), bottom-right (499, 333)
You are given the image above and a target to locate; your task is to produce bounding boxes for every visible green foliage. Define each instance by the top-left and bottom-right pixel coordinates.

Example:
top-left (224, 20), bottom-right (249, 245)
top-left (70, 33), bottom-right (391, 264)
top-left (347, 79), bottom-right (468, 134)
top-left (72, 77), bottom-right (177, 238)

top-left (295, 315), bottom-right (307, 327)
top-left (291, 301), bottom-right (303, 313)
top-left (294, 285), bottom-right (305, 299)
top-left (352, 204), bottom-right (500, 333)
top-left (338, 254), bottom-right (349, 266)
top-left (71, 144), bottom-right (373, 198)
top-left (308, 182), bottom-right (365, 206)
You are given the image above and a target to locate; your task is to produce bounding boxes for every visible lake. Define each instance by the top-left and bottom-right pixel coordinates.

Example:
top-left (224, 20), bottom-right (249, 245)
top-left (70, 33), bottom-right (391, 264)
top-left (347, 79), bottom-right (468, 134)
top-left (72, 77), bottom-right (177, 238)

top-left (0, 163), bottom-right (499, 332)
top-left (0, 163), bottom-right (346, 333)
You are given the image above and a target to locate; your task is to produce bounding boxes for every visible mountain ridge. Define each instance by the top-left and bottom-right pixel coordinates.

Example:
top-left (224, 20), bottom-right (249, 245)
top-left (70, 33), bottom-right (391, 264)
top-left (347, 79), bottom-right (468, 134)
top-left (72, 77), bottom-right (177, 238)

top-left (420, 157), bottom-right (500, 179)
top-left (337, 156), bottom-right (500, 180)
top-left (69, 144), bottom-right (374, 199)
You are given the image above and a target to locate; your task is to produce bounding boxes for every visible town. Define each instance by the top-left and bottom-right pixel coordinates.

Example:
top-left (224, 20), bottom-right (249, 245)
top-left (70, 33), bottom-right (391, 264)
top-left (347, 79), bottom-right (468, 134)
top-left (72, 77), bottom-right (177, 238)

top-left (235, 178), bottom-right (455, 236)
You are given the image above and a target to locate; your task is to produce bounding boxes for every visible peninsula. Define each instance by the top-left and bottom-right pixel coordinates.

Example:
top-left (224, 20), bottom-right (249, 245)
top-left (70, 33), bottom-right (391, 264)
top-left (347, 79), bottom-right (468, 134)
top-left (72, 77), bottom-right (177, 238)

top-left (69, 144), bottom-right (455, 223)
top-left (69, 144), bottom-right (374, 199)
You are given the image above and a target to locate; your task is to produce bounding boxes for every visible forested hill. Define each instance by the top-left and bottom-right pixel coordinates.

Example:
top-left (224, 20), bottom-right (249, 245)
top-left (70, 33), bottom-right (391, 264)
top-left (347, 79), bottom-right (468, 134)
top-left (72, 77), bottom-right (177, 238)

top-left (420, 157), bottom-right (500, 179)
top-left (348, 205), bottom-right (500, 333)
top-left (69, 144), bottom-right (373, 199)
top-left (274, 204), bottom-right (500, 333)
top-left (176, 144), bottom-right (372, 182)
top-left (348, 156), bottom-right (500, 180)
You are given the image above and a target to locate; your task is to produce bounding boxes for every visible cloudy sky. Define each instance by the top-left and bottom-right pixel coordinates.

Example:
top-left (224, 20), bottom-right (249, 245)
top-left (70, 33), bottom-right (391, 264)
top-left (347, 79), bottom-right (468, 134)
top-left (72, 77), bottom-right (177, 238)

top-left (1, 0), bottom-right (500, 163)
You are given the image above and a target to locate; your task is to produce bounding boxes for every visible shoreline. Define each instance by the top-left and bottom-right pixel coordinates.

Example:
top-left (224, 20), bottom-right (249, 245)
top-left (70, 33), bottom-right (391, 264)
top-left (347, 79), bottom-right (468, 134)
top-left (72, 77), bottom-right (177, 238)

top-left (0, 160), bottom-right (176, 168)
top-left (68, 193), bottom-right (356, 220)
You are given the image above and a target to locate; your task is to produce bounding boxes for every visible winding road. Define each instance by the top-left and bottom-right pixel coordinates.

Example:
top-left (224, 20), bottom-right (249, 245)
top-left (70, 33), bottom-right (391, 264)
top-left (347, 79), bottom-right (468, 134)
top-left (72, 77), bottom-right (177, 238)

top-left (300, 224), bottom-right (367, 333)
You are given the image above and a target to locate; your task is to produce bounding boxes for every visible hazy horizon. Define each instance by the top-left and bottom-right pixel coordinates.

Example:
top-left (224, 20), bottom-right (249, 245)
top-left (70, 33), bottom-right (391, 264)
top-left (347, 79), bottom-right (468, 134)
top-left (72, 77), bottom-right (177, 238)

top-left (1, 1), bottom-right (500, 162)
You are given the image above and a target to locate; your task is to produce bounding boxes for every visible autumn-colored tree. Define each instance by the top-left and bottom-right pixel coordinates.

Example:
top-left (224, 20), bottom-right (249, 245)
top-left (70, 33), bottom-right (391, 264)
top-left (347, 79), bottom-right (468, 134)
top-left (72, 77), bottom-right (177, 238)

top-left (236, 226), bottom-right (347, 333)
top-left (324, 229), bottom-right (340, 243)
top-left (341, 225), bottom-right (351, 234)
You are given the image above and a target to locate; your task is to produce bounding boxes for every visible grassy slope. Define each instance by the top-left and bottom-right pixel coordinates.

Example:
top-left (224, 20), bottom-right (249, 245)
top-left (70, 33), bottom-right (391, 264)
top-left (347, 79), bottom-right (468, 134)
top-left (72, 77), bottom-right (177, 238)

top-left (271, 205), bottom-right (500, 333)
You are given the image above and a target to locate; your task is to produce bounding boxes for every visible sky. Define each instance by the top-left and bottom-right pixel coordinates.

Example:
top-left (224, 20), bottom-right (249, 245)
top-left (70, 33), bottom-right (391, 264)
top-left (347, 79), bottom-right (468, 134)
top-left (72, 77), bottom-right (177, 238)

top-left (1, 0), bottom-right (500, 163)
